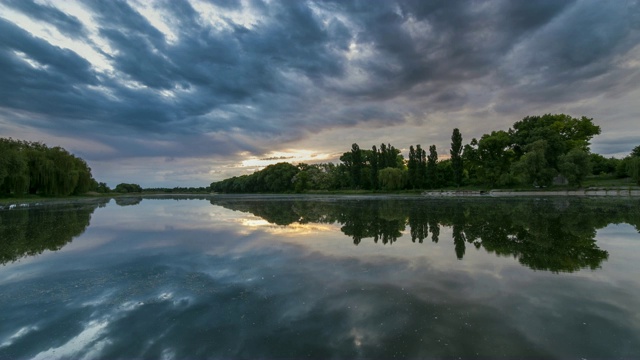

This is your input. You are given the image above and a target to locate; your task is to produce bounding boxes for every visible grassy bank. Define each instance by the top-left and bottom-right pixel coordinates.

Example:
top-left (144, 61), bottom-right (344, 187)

top-left (0, 193), bottom-right (115, 206)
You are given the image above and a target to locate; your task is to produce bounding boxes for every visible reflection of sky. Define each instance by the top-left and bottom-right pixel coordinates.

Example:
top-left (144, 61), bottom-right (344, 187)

top-left (0, 199), bottom-right (639, 359)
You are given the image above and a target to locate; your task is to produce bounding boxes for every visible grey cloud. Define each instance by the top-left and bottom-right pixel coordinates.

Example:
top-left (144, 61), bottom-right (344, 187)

top-left (0, 18), bottom-right (96, 85)
top-left (0, 19), bottom-right (105, 123)
top-left (98, 28), bottom-right (177, 90)
top-left (591, 136), bottom-right (640, 157)
top-left (85, 0), bottom-right (166, 48)
top-left (497, 1), bottom-right (640, 103)
top-left (0, 0), bottom-right (638, 176)
top-left (203, 0), bottom-right (243, 10)
top-left (2, 0), bottom-right (87, 38)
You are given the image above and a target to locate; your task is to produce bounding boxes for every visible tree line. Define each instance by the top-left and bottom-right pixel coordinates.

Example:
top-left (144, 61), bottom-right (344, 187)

top-left (0, 138), bottom-right (98, 196)
top-left (0, 138), bottom-right (167, 197)
top-left (211, 114), bottom-right (640, 193)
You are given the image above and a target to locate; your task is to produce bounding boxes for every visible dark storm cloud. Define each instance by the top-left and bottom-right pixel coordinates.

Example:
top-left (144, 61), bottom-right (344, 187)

top-left (0, 0), bottom-right (638, 164)
top-left (2, 0), bottom-right (87, 38)
top-left (0, 18), bottom-right (102, 121)
top-left (498, 0), bottom-right (640, 105)
top-left (316, 0), bottom-right (577, 99)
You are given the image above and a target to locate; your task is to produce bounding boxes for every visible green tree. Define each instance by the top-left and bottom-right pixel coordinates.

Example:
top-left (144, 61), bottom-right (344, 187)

top-left (259, 162), bottom-right (299, 192)
top-left (416, 144), bottom-right (426, 189)
top-left (510, 114), bottom-right (601, 170)
top-left (511, 140), bottom-right (556, 187)
top-left (450, 128), bottom-right (463, 187)
top-left (558, 148), bottom-right (591, 186)
top-left (115, 183), bottom-right (143, 193)
top-left (293, 164), bottom-right (311, 193)
top-left (96, 182), bottom-right (111, 193)
top-left (475, 131), bottom-right (515, 187)
top-left (462, 139), bottom-right (481, 185)
top-left (0, 139), bottom-right (29, 196)
top-left (0, 138), bottom-right (98, 196)
top-left (426, 145), bottom-right (438, 188)
top-left (378, 143), bottom-right (403, 169)
top-left (408, 146), bottom-right (418, 189)
top-left (437, 159), bottom-right (454, 187)
top-left (378, 167), bottom-right (406, 190)
top-left (589, 153), bottom-right (619, 175)
top-left (628, 157), bottom-right (640, 185)
top-left (351, 143), bottom-right (364, 188)
top-left (340, 143), bottom-right (365, 189)
top-left (370, 145), bottom-right (379, 190)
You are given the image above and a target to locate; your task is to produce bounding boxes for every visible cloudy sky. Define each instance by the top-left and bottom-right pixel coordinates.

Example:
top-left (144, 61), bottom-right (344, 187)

top-left (1, 0), bottom-right (639, 187)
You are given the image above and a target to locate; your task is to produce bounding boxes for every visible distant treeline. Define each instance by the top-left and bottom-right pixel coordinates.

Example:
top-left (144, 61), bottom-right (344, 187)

top-left (0, 138), bottom-right (213, 197)
top-left (211, 114), bottom-right (640, 193)
top-left (142, 186), bottom-right (209, 193)
top-left (0, 138), bottom-right (98, 196)
top-left (93, 184), bottom-right (210, 194)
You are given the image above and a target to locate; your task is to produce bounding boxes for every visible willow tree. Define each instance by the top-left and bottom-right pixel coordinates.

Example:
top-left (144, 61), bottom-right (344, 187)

top-left (0, 138), bottom-right (98, 196)
top-left (378, 167), bottom-right (406, 190)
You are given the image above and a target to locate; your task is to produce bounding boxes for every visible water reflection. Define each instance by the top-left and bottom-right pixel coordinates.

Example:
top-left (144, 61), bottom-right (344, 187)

top-left (211, 197), bottom-right (640, 273)
top-left (113, 196), bottom-right (142, 207)
top-left (0, 197), bottom-right (639, 359)
top-left (0, 199), bottom-right (108, 265)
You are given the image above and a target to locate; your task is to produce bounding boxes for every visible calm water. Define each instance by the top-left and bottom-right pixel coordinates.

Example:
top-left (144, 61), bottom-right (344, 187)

top-left (1, 195), bottom-right (639, 359)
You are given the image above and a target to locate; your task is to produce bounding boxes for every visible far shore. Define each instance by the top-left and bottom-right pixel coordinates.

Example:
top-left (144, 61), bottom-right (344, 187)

top-left (422, 186), bottom-right (640, 197)
top-left (2, 186), bottom-right (640, 210)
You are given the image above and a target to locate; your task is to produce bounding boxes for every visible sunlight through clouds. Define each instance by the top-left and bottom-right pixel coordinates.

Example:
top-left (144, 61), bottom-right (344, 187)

top-left (0, 0), bottom-right (638, 187)
top-left (240, 150), bottom-right (334, 168)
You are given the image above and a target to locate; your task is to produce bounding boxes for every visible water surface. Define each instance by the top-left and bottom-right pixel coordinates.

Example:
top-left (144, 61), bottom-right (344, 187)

top-left (1, 196), bottom-right (639, 359)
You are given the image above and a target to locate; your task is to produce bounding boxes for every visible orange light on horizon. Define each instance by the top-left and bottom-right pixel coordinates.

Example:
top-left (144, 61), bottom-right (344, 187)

top-left (240, 150), bottom-right (334, 168)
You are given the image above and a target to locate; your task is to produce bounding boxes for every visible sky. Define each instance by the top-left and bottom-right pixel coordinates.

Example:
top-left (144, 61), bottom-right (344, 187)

top-left (1, 0), bottom-right (639, 187)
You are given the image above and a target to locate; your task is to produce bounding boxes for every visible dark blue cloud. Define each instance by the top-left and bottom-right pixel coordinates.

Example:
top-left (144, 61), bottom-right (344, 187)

top-left (0, 18), bottom-right (102, 121)
top-left (2, 0), bottom-right (87, 38)
top-left (0, 0), bottom-right (638, 167)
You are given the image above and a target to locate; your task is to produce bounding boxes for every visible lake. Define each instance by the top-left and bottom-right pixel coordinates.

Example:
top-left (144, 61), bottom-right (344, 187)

top-left (1, 195), bottom-right (639, 359)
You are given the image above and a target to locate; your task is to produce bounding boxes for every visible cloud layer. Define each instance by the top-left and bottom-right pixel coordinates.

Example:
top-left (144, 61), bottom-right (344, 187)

top-left (1, 0), bottom-right (639, 186)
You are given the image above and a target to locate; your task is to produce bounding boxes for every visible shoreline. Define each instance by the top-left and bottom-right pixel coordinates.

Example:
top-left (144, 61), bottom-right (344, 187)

top-left (423, 187), bottom-right (640, 197)
top-left (2, 187), bottom-right (640, 210)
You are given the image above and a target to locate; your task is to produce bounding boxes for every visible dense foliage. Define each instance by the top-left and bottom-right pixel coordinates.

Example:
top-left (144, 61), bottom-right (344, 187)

top-left (114, 183), bottom-right (143, 193)
top-left (212, 114), bottom-right (638, 193)
top-left (0, 138), bottom-right (98, 196)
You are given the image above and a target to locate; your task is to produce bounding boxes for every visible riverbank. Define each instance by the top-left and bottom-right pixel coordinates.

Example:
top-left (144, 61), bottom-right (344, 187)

top-left (3, 186), bottom-right (640, 210)
top-left (423, 187), bottom-right (640, 197)
top-left (0, 193), bottom-right (215, 210)
top-left (0, 196), bottom-right (113, 210)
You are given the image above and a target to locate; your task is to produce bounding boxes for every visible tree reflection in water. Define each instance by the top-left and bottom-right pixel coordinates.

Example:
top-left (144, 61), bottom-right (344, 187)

top-left (211, 197), bottom-right (640, 273)
top-left (0, 199), bottom-right (108, 265)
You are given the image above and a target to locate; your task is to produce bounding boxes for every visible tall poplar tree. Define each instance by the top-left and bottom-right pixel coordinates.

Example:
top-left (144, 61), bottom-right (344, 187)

top-left (450, 128), bottom-right (463, 187)
top-left (427, 145), bottom-right (439, 188)
top-left (370, 145), bottom-right (379, 190)
top-left (417, 145), bottom-right (427, 188)
top-left (408, 145), bottom-right (418, 188)
top-left (350, 143), bottom-right (363, 189)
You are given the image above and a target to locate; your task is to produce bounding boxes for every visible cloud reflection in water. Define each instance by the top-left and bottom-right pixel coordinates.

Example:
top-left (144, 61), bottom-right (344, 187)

top-left (0, 197), bottom-right (639, 359)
